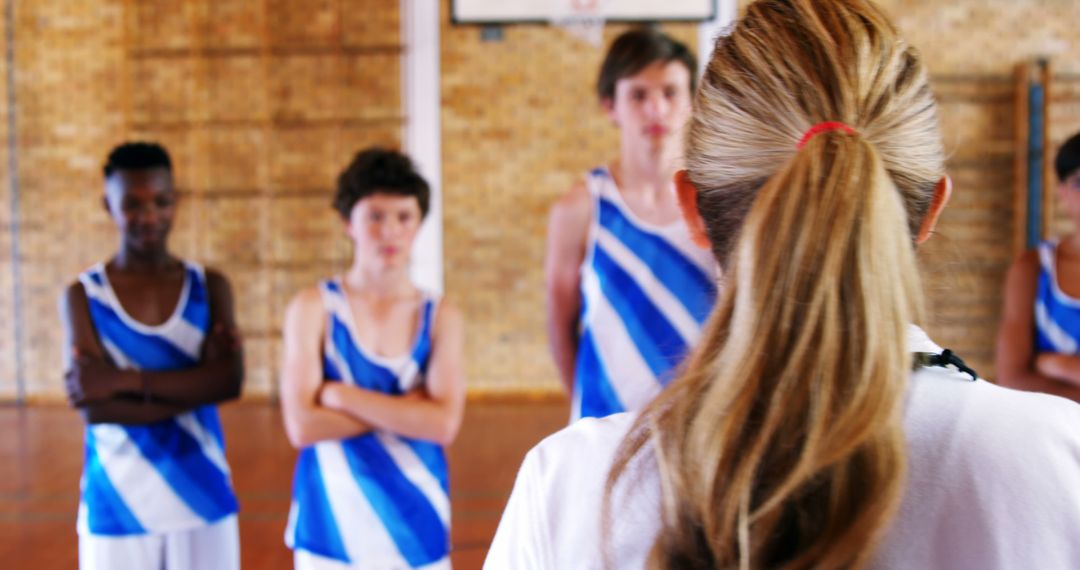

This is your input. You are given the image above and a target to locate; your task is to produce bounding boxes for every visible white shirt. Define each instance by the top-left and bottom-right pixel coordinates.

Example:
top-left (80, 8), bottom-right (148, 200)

top-left (485, 328), bottom-right (1080, 569)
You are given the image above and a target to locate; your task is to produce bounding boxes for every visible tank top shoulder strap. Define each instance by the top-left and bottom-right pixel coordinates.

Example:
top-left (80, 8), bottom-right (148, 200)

top-left (1038, 240), bottom-right (1058, 274)
top-left (585, 166), bottom-right (617, 202)
top-left (411, 293), bottom-right (440, 368)
top-left (318, 278), bottom-right (348, 319)
top-left (420, 294), bottom-right (440, 332)
top-left (179, 261), bottom-right (210, 328)
top-left (183, 261), bottom-right (206, 291)
top-left (77, 263), bottom-right (109, 303)
top-left (581, 167), bottom-right (617, 261)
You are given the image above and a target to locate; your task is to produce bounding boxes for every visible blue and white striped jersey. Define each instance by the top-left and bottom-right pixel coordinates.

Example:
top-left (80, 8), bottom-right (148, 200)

top-left (574, 167), bottom-right (717, 421)
top-left (1035, 240), bottom-right (1080, 355)
top-left (76, 261), bottom-right (238, 536)
top-left (285, 280), bottom-right (450, 569)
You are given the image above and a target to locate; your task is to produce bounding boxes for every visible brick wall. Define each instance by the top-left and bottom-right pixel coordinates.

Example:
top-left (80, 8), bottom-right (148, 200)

top-left (876, 0), bottom-right (1080, 379)
top-left (5, 0), bottom-right (402, 401)
top-left (12, 1), bottom-right (126, 401)
top-left (6, 1), bottom-right (1080, 400)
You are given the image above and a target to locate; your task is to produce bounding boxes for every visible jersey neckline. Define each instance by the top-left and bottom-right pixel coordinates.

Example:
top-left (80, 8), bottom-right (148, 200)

top-left (330, 277), bottom-right (431, 366)
top-left (92, 261), bottom-right (194, 335)
top-left (596, 166), bottom-right (685, 234)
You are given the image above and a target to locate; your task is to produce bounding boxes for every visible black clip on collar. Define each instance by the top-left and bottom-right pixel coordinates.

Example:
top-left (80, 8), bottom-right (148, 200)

top-left (925, 349), bottom-right (978, 381)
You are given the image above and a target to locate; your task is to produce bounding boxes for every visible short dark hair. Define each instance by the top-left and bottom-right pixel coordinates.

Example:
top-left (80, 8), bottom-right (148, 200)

top-left (333, 148), bottom-right (430, 219)
top-left (1056, 132), bottom-right (1080, 182)
top-left (103, 142), bottom-right (172, 179)
top-left (596, 28), bottom-right (697, 101)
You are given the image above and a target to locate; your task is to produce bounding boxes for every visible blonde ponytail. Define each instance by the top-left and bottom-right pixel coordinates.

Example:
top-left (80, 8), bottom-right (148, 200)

top-left (604, 1), bottom-right (944, 568)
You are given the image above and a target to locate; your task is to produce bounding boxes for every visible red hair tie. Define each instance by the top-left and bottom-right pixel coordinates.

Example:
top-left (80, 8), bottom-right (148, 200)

top-left (796, 121), bottom-right (858, 149)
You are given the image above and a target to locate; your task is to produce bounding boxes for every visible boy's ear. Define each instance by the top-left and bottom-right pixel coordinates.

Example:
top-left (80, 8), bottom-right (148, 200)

top-left (102, 179), bottom-right (115, 216)
top-left (674, 170), bottom-right (711, 249)
top-left (601, 97), bottom-right (616, 122)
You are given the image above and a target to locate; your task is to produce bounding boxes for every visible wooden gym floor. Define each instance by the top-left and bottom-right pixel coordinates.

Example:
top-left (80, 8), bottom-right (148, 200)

top-left (0, 400), bottom-right (568, 569)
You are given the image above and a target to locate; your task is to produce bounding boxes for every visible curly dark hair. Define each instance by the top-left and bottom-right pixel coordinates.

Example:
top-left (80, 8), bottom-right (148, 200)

top-left (333, 148), bottom-right (430, 219)
top-left (1056, 131), bottom-right (1080, 182)
top-left (103, 141), bottom-right (172, 178)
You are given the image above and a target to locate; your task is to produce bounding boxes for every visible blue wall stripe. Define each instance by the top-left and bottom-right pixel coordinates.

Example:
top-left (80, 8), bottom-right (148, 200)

top-left (1028, 82), bottom-right (1045, 249)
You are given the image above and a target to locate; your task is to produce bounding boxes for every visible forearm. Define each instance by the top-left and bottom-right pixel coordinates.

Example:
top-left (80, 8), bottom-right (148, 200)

top-left (999, 367), bottom-right (1080, 403)
top-left (140, 355), bottom-right (244, 406)
top-left (80, 397), bottom-right (191, 425)
top-left (1002, 373), bottom-right (1080, 405)
top-left (547, 312), bottom-right (579, 394)
top-left (284, 405), bottom-right (372, 448)
top-left (325, 385), bottom-right (460, 445)
top-left (1035, 353), bottom-right (1080, 386)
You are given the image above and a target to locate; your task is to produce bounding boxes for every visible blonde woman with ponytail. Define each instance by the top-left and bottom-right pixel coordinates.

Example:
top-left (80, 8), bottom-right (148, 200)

top-left (486, 0), bottom-right (1080, 568)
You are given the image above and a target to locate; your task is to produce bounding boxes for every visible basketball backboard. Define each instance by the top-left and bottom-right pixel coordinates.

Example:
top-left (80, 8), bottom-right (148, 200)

top-left (451, 0), bottom-right (716, 24)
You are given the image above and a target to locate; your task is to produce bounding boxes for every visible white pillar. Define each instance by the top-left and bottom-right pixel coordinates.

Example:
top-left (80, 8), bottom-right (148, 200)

top-left (402, 0), bottom-right (444, 294)
top-left (697, 0), bottom-right (738, 75)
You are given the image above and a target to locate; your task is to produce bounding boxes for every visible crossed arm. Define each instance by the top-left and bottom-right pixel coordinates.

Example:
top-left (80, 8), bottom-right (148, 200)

top-left (996, 250), bottom-right (1080, 402)
top-left (59, 269), bottom-right (245, 425)
top-left (279, 287), bottom-right (466, 449)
